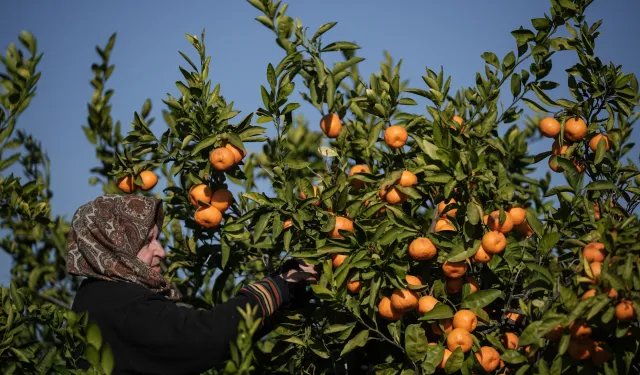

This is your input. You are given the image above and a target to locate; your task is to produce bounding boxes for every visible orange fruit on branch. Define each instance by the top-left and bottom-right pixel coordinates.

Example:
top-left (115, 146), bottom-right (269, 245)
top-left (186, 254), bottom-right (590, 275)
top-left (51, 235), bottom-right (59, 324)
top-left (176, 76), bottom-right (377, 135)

top-left (225, 143), bottom-right (246, 164)
top-left (349, 165), bottom-right (371, 190)
top-left (452, 115), bottom-right (465, 133)
top-left (466, 276), bottom-right (480, 293)
top-left (194, 206), bottom-right (223, 229)
top-left (391, 288), bottom-right (418, 312)
top-left (320, 113), bottom-right (342, 138)
top-left (581, 289), bottom-right (597, 300)
top-left (452, 309), bottom-right (477, 332)
top-left (189, 184), bottom-right (213, 206)
top-left (472, 245), bottom-right (492, 263)
top-left (446, 277), bottom-right (463, 294)
top-left (487, 210), bottom-right (514, 234)
top-left (116, 175), bottom-right (136, 193)
top-left (139, 171), bottom-right (158, 191)
top-left (564, 117), bottom-right (587, 142)
top-left (569, 319), bottom-right (592, 339)
top-left (508, 207), bottom-right (526, 226)
top-left (330, 216), bottom-right (354, 239)
top-left (582, 242), bottom-right (605, 263)
top-left (548, 155), bottom-right (564, 172)
top-left (482, 231), bottom-right (507, 254)
top-left (506, 312), bottom-right (523, 324)
top-left (439, 349), bottom-right (452, 369)
top-left (347, 278), bottom-right (362, 294)
top-left (405, 275), bottom-right (422, 287)
top-left (397, 170), bottom-right (417, 187)
top-left (408, 237), bottom-right (437, 260)
top-left (435, 218), bottom-right (456, 232)
top-left (432, 318), bottom-right (453, 335)
top-left (501, 332), bottom-right (519, 349)
top-left (300, 186), bottom-right (321, 206)
top-left (442, 260), bottom-right (467, 278)
top-left (475, 346), bottom-right (501, 372)
top-left (283, 219), bottom-right (293, 229)
top-left (417, 295), bottom-right (439, 314)
top-left (331, 254), bottom-right (347, 268)
top-left (586, 261), bottom-right (602, 282)
top-left (589, 133), bottom-right (611, 152)
top-left (209, 147), bottom-right (235, 171)
top-left (538, 116), bottom-right (560, 138)
top-left (615, 300), bottom-right (637, 321)
top-left (385, 186), bottom-right (407, 204)
top-left (515, 221), bottom-right (534, 238)
top-left (438, 198), bottom-right (457, 218)
top-left (446, 328), bottom-right (473, 353)
top-left (568, 339), bottom-right (594, 360)
top-left (378, 297), bottom-right (402, 321)
top-left (210, 189), bottom-right (233, 212)
top-left (551, 140), bottom-right (570, 156)
top-left (384, 125), bottom-right (408, 149)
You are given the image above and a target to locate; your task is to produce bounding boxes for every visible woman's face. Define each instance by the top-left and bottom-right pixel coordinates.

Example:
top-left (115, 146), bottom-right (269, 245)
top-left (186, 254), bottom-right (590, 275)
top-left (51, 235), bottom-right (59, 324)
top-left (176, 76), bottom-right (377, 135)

top-left (136, 225), bottom-right (166, 273)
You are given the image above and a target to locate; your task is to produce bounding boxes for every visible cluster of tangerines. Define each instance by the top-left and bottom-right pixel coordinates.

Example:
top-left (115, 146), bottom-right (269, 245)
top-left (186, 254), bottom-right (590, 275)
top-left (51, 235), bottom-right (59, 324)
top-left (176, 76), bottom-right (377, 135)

top-left (546, 241), bottom-right (638, 363)
top-left (373, 205), bottom-right (532, 370)
top-left (116, 142), bottom-right (245, 229)
top-left (116, 170), bottom-right (159, 193)
top-left (538, 116), bottom-right (611, 173)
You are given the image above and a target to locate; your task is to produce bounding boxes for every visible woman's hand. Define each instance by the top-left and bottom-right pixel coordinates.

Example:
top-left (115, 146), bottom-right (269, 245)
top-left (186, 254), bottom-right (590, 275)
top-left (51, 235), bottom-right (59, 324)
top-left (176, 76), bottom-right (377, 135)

top-left (279, 260), bottom-right (319, 284)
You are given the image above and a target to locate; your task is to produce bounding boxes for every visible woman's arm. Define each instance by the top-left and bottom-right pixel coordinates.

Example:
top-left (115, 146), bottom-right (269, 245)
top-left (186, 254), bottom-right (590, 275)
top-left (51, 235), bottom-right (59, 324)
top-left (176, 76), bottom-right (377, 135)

top-left (119, 272), bottom-right (314, 374)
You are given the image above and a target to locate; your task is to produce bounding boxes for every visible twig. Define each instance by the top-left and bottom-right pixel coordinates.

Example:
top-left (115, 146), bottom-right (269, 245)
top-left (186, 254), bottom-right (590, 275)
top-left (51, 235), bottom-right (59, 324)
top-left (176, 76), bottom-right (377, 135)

top-left (36, 293), bottom-right (71, 310)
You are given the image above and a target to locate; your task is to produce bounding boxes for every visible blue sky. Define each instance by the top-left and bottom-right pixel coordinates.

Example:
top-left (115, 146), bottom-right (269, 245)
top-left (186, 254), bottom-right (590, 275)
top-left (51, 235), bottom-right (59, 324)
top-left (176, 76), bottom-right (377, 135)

top-left (1, 1), bottom-right (639, 285)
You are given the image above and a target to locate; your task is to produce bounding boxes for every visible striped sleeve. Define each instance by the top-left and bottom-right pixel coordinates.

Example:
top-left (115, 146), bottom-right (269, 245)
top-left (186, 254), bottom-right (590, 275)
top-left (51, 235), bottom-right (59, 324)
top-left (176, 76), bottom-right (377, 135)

top-left (238, 276), bottom-right (290, 325)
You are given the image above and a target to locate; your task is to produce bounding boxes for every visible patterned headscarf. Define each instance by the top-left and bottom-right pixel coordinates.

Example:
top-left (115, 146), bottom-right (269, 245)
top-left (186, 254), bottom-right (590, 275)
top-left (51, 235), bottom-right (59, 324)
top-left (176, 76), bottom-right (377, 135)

top-left (67, 194), bottom-right (180, 300)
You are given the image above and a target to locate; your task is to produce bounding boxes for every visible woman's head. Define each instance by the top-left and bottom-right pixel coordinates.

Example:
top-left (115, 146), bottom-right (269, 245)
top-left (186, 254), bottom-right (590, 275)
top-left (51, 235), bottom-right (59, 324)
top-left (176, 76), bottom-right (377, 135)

top-left (67, 194), bottom-right (179, 300)
top-left (136, 224), bottom-right (166, 273)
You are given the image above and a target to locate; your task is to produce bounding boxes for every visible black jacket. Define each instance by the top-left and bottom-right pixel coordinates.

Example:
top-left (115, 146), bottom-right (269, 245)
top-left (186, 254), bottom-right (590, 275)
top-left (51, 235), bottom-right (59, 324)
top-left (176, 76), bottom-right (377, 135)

top-left (71, 276), bottom-right (295, 374)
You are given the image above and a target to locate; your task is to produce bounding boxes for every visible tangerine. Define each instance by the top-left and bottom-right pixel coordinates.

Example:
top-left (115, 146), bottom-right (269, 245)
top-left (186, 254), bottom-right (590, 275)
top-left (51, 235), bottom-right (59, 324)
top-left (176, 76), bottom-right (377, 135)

top-left (408, 237), bottom-right (437, 260)
top-left (384, 125), bottom-right (408, 149)
top-left (209, 147), bottom-right (235, 171)
top-left (320, 113), bottom-right (342, 138)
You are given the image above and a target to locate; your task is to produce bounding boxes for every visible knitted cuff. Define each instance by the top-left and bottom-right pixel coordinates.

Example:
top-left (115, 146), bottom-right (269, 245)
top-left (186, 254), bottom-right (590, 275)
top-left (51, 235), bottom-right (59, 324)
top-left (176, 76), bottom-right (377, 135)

top-left (238, 276), bottom-right (290, 325)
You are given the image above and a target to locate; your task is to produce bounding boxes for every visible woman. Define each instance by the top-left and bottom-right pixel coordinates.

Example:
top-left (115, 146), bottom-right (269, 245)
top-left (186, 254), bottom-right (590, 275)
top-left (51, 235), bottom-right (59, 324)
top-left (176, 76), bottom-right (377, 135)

top-left (67, 194), bottom-right (318, 374)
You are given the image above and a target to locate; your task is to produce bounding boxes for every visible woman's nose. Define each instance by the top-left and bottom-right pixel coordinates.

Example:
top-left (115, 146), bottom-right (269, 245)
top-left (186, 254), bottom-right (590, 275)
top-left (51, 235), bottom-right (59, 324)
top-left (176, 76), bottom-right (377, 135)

top-left (155, 244), bottom-right (167, 258)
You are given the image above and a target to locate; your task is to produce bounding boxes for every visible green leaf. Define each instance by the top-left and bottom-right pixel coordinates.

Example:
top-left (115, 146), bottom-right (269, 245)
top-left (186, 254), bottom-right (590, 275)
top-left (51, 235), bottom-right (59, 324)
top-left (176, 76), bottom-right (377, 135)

top-left (444, 347), bottom-right (464, 374)
top-left (312, 22), bottom-right (337, 41)
top-left (525, 209), bottom-right (543, 238)
top-left (511, 73), bottom-right (522, 97)
top-left (242, 192), bottom-right (272, 206)
top-left (466, 202), bottom-right (482, 225)
top-left (585, 181), bottom-right (617, 191)
top-left (321, 41), bottom-right (360, 52)
top-left (101, 344), bottom-right (115, 375)
top-left (461, 289), bottom-right (503, 309)
top-left (518, 321), bottom-right (542, 346)
top-left (539, 232), bottom-right (561, 255)
top-left (418, 303), bottom-right (453, 320)
top-left (405, 324), bottom-right (429, 361)
top-left (311, 285), bottom-right (334, 300)
top-left (523, 98), bottom-right (550, 113)
top-left (481, 52), bottom-right (500, 70)
top-left (530, 84), bottom-right (558, 107)
top-left (501, 349), bottom-right (527, 364)
top-left (86, 321), bottom-right (102, 350)
top-left (266, 63), bottom-right (276, 90)
top-left (340, 329), bottom-right (369, 357)
top-left (253, 212), bottom-right (272, 242)
top-left (190, 135), bottom-right (217, 156)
